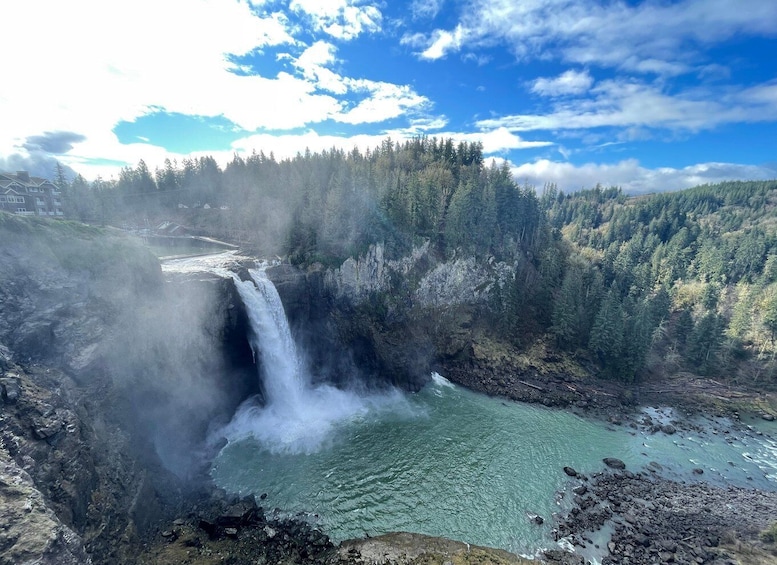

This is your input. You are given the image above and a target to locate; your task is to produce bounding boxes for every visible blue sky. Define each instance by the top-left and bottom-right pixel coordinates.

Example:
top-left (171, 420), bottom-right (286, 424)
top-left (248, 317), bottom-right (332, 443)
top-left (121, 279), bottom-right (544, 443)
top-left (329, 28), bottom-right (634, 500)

top-left (1, 0), bottom-right (776, 193)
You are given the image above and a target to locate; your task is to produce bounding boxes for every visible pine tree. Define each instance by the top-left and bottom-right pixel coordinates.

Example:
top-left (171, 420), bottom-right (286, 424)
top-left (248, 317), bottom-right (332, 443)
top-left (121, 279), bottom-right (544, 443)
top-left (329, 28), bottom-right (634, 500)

top-left (588, 288), bottom-right (625, 365)
top-left (686, 312), bottom-right (723, 374)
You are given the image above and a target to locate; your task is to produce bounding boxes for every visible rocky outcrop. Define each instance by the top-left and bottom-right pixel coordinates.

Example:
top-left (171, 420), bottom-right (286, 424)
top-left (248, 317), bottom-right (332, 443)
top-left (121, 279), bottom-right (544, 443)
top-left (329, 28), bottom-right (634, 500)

top-left (271, 244), bottom-right (525, 391)
top-left (338, 532), bottom-right (533, 565)
top-left (0, 448), bottom-right (91, 565)
top-left (554, 466), bottom-right (777, 564)
top-left (321, 241), bottom-right (512, 310)
top-left (0, 225), bottom-right (162, 372)
top-left (322, 242), bottom-right (435, 303)
top-left (0, 214), bottom-right (259, 564)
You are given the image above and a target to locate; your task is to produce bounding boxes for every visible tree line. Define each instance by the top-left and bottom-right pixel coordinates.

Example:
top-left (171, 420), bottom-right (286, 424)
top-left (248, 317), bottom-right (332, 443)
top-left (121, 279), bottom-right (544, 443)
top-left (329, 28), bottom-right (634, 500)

top-left (54, 141), bottom-right (777, 386)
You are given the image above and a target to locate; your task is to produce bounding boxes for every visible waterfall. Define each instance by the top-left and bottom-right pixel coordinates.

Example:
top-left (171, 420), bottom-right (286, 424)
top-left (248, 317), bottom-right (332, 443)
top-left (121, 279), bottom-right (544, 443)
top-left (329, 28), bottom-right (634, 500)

top-left (222, 266), bottom-right (407, 454)
top-left (231, 269), bottom-right (305, 412)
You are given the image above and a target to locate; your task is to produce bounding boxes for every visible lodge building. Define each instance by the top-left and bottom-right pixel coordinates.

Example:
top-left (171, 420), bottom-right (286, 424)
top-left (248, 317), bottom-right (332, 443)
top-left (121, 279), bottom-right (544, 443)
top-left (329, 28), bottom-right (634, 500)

top-left (0, 171), bottom-right (64, 217)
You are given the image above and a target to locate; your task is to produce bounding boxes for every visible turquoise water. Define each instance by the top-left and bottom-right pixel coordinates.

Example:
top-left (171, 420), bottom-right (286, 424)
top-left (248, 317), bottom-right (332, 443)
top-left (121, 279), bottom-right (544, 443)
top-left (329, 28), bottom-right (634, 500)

top-left (211, 375), bottom-right (777, 556)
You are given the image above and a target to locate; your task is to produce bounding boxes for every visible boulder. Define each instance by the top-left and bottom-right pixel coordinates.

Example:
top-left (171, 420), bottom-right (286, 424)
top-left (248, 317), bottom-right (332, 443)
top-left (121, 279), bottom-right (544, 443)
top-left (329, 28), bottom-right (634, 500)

top-left (563, 466), bottom-right (578, 477)
top-left (0, 376), bottom-right (20, 403)
top-left (603, 457), bottom-right (626, 470)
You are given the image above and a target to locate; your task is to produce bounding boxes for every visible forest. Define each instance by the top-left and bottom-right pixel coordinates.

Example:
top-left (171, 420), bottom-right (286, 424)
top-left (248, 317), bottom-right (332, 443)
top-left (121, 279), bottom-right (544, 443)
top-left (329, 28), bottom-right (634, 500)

top-left (56, 137), bottom-right (777, 386)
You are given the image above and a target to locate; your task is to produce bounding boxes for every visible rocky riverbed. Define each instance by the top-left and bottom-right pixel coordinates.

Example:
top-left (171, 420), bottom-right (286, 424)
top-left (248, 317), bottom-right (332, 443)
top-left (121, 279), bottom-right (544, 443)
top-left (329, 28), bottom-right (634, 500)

top-left (548, 461), bottom-right (777, 565)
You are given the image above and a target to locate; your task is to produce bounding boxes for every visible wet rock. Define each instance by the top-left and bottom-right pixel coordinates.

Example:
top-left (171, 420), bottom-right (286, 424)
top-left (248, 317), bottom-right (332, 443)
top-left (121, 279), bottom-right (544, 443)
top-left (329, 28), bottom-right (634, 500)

top-left (762, 413), bottom-right (775, 421)
top-left (563, 466), bottom-right (578, 477)
top-left (661, 424), bottom-right (677, 435)
top-left (217, 498), bottom-right (261, 527)
top-left (0, 376), bottom-right (20, 403)
top-left (692, 468), bottom-right (704, 475)
top-left (543, 548), bottom-right (585, 564)
top-left (0, 450), bottom-right (92, 564)
top-left (555, 463), bottom-right (777, 565)
top-left (603, 457), bottom-right (626, 469)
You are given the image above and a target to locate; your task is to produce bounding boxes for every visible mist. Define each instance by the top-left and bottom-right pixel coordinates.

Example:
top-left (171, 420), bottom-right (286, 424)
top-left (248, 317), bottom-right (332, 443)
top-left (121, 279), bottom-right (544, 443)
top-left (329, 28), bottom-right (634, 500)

top-left (97, 264), bottom-right (259, 477)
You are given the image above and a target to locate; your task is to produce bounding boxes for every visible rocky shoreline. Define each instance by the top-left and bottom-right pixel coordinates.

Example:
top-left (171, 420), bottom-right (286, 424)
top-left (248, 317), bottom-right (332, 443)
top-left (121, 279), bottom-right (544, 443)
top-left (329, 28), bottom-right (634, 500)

top-left (549, 462), bottom-right (777, 565)
top-left (438, 336), bottom-right (777, 564)
top-left (5, 336), bottom-right (777, 565)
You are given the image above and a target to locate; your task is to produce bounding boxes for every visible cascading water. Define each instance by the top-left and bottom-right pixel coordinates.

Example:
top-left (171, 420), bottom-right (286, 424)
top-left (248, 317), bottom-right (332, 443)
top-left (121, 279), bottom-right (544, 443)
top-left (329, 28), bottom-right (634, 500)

top-left (221, 267), bottom-right (407, 454)
top-left (231, 270), bottom-right (305, 411)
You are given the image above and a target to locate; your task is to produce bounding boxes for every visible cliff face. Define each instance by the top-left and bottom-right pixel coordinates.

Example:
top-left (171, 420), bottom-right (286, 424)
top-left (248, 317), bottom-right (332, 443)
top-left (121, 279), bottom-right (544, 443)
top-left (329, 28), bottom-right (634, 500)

top-left (268, 243), bottom-right (517, 391)
top-left (0, 214), bottom-right (256, 564)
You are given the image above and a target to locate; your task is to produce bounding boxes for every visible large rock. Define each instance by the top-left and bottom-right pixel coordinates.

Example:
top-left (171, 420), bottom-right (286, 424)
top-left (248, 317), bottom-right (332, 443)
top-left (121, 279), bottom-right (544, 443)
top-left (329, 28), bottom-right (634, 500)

top-left (603, 457), bottom-right (626, 469)
top-left (0, 448), bottom-right (92, 565)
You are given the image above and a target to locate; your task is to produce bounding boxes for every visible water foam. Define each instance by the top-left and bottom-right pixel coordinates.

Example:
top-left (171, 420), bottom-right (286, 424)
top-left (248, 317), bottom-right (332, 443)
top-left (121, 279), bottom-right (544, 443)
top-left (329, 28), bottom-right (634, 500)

top-left (431, 372), bottom-right (456, 388)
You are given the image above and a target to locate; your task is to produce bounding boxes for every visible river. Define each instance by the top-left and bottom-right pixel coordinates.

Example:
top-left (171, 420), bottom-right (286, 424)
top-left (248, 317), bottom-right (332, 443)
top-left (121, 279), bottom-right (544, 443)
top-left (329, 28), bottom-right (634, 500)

top-left (212, 374), bottom-right (777, 557)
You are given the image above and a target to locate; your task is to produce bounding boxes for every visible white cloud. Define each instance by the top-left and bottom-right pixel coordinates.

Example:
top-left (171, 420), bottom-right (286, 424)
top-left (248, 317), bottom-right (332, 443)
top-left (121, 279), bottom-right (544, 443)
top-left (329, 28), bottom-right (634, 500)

top-left (419, 26), bottom-right (468, 60)
top-left (410, 0), bottom-right (446, 20)
top-left (440, 128), bottom-right (553, 154)
top-left (290, 0), bottom-right (382, 40)
top-left (0, 0), bottom-right (431, 176)
top-left (531, 69), bottom-right (593, 97)
top-left (290, 42), bottom-right (431, 122)
top-left (510, 158), bottom-right (777, 194)
top-left (337, 81), bottom-right (429, 124)
top-left (478, 79), bottom-right (777, 133)
top-left (232, 125), bottom-right (551, 162)
top-left (62, 124), bottom-right (549, 180)
top-left (408, 0), bottom-right (777, 75)
top-left (0, 0), bottom-right (298, 146)
top-left (230, 130), bottom-right (391, 159)
top-left (294, 41), bottom-right (348, 94)
top-left (402, 117), bottom-right (450, 133)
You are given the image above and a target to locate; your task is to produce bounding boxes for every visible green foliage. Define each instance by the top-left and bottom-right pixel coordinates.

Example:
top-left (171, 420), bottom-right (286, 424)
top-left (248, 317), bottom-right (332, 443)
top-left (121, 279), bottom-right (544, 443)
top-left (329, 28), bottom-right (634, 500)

top-left (542, 179), bottom-right (777, 382)
top-left (47, 138), bottom-right (777, 386)
top-left (588, 288), bottom-right (625, 365)
top-left (762, 522), bottom-right (777, 544)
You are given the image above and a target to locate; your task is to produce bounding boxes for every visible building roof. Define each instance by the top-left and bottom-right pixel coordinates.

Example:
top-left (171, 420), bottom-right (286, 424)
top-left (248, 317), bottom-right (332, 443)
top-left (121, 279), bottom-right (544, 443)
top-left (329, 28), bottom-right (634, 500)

top-left (0, 171), bottom-right (59, 191)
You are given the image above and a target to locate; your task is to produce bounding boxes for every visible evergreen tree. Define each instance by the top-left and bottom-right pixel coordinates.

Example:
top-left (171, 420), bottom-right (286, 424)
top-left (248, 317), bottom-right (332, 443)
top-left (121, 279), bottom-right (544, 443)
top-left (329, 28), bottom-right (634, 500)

top-left (686, 312), bottom-right (723, 373)
top-left (588, 288), bottom-right (625, 366)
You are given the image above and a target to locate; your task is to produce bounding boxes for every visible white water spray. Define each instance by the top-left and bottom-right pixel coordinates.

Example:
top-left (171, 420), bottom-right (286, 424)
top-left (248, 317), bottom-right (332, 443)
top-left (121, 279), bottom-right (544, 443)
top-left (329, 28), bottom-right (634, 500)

top-left (232, 271), bottom-right (305, 411)
top-left (223, 267), bottom-right (406, 454)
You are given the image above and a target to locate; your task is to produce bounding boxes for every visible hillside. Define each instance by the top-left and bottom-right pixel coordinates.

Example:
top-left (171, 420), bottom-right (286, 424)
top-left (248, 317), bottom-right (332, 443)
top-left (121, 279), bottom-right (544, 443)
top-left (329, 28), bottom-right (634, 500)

top-left (542, 181), bottom-right (777, 387)
top-left (53, 143), bottom-right (777, 393)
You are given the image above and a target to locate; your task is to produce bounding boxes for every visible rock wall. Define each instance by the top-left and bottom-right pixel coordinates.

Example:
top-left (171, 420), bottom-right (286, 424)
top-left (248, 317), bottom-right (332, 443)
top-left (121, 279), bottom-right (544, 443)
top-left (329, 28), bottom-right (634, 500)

top-left (0, 446), bottom-right (91, 565)
top-left (0, 214), bottom-right (258, 564)
top-left (268, 243), bottom-right (519, 391)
